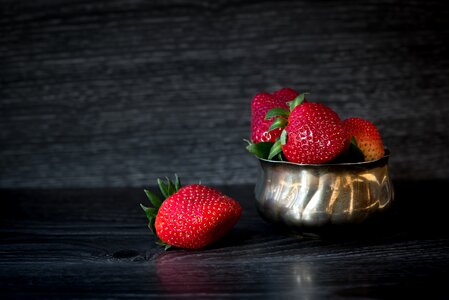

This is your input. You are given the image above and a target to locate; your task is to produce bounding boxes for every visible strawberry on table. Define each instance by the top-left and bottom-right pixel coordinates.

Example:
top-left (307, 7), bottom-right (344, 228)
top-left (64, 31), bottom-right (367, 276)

top-left (140, 175), bottom-right (242, 250)
top-left (250, 88), bottom-right (299, 143)
top-left (342, 117), bottom-right (385, 161)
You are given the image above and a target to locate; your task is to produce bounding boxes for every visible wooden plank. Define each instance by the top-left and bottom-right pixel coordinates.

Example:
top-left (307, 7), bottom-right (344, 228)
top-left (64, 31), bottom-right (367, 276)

top-left (1, 183), bottom-right (449, 298)
top-left (1, 0), bottom-right (449, 187)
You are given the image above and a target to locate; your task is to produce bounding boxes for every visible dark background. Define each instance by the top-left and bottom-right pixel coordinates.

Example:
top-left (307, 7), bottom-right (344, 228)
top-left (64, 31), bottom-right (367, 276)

top-left (1, 0), bottom-right (449, 188)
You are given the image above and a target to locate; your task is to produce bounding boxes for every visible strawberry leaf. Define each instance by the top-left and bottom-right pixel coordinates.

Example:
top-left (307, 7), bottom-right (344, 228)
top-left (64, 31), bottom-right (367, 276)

top-left (141, 192), bottom-right (170, 248)
top-left (140, 204), bottom-right (157, 221)
top-left (144, 189), bottom-right (162, 208)
top-left (140, 204), bottom-right (158, 235)
top-left (141, 175), bottom-right (183, 251)
top-left (265, 108), bottom-right (290, 120)
top-left (348, 137), bottom-right (365, 161)
top-left (165, 177), bottom-right (177, 197)
top-left (174, 174), bottom-right (182, 191)
top-left (268, 117), bottom-right (288, 132)
top-left (268, 140), bottom-right (283, 160)
top-left (156, 240), bottom-right (172, 251)
top-left (280, 129), bottom-right (288, 145)
top-left (245, 140), bottom-right (274, 159)
top-left (157, 178), bottom-right (169, 198)
top-left (147, 218), bottom-right (157, 235)
top-left (288, 92), bottom-right (309, 111)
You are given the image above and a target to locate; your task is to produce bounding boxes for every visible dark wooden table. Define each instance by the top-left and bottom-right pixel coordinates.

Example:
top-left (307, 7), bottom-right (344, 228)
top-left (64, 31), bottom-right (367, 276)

top-left (1, 181), bottom-right (449, 299)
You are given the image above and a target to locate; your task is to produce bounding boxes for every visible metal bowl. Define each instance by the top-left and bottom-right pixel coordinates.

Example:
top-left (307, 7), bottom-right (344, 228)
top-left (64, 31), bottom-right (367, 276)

top-left (255, 149), bottom-right (394, 231)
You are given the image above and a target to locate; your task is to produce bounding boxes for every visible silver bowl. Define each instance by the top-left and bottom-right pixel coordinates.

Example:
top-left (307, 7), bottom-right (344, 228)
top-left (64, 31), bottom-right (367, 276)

top-left (255, 149), bottom-right (394, 231)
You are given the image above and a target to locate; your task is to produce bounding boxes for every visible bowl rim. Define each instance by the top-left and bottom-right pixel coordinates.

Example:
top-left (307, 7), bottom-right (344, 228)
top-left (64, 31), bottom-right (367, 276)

top-left (257, 148), bottom-right (390, 167)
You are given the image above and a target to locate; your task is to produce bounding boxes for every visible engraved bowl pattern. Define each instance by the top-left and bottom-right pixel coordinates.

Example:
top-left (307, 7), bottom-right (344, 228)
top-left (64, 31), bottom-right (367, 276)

top-left (255, 150), bottom-right (394, 229)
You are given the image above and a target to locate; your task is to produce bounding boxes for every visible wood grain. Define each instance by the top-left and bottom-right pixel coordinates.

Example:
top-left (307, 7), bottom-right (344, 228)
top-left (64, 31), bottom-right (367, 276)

top-left (1, 182), bottom-right (449, 298)
top-left (1, 0), bottom-right (449, 188)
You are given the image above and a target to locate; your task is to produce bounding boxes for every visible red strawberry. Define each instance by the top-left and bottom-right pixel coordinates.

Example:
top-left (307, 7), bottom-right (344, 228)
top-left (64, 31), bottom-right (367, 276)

top-left (264, 93), bottom-right (348, 164)
top-left (282, 102), bottom-right (348, 164)
top-left (272, 87), bottom-right (300, 103)
top-left (140, 176), bottom-right (242, 250)
top-left (251, 92), bottom-right (286, 143)
top-left (342, 117), bottom-right (385, 161)
top-left (251, 88), bottom-right (299, 143)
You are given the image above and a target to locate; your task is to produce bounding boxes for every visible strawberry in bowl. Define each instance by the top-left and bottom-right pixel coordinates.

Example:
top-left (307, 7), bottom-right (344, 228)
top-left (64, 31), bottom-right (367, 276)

top-left (246, 88), bottom-right (394, 232)
top-left (251, 88), bottom-right (299, 143)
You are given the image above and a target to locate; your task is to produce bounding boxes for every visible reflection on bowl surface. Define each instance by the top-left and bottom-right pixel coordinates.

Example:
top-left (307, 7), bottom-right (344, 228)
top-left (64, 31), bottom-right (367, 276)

top-left (255, 149), bottom-right (394, 229)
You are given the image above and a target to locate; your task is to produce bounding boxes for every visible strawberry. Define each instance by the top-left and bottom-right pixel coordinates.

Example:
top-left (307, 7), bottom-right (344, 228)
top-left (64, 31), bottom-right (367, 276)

top-left (342, 117), bottom-right (385, 161)
top-left (266, 94), bottom-right (348, 164)
top-left (272, 87), bottom-right (301, 103)
top-left (251, 88), bottom-right (299, 143)
top-left (140, 175), bottom-right (242, 250)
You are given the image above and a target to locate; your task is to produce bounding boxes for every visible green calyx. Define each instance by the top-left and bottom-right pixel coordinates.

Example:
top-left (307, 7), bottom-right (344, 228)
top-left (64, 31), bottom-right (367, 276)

top-left (140, 174), bottom-right (182, 250)
top-left (266, 92), bottom-right (308, 160)
top-left (265, 92), bottom-right (308, 127)
top-left (244, 139), bottom-right (273, 159)
top-left (268, 140), bottom-right (283, 160)
top-left (245, 139), bottom-right (285, 161)
top-left (286, 92), bottom-right (308, 111)
top-left (264, 107), bottom-right (290, 120)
